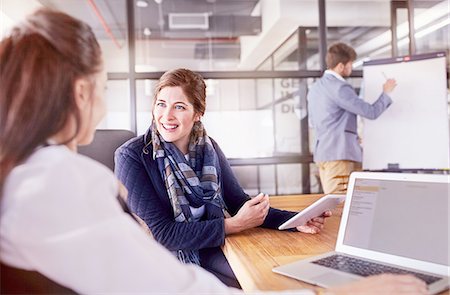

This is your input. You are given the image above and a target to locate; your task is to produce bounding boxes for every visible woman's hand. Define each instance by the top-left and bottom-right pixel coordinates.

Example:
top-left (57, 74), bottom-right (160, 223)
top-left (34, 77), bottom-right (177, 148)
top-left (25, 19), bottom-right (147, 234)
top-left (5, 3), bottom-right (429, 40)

top-left (326, 274), bottom-right (428, 295)
top-left (224, 193), bottom-right (270, 235)
top-left (296, 210), bottom-right (332, 234)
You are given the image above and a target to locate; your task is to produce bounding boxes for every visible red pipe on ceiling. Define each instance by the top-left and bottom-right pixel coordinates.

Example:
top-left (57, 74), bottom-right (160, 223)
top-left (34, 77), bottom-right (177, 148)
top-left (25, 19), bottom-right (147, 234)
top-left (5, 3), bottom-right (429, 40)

top-left (144, 37), bottom-right (240, 43)
top-left (86, 0), bottom-right (122, 49)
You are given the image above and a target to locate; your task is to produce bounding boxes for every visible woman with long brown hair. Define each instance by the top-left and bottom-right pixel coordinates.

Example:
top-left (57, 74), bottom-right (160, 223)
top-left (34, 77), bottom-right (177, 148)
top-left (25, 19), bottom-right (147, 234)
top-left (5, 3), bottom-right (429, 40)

top-left (0, 8), bottom-right (233, 294)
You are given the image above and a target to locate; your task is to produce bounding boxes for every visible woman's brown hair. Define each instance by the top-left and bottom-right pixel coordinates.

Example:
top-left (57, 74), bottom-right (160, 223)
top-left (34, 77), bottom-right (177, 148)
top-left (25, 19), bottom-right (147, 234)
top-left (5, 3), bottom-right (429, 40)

top-left (153, 68), bottom-right (206, 116)
top-left (0, 9), bottom-right (102, 187)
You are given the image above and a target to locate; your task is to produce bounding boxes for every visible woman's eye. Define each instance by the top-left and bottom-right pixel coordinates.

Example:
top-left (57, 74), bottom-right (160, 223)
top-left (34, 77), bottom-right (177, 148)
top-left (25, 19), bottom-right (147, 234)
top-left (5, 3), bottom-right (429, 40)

top-left (156, 102), bottom-right (166, 107)
top-left (175, 105), bottom-right (186, 110)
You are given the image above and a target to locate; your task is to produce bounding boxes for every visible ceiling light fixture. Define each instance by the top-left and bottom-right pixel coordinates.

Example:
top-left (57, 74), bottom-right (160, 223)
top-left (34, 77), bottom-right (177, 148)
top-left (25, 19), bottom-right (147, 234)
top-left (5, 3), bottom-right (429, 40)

top-left (154, 0), bottom-right (163, 4)
top-left (136, 0), bottom-right (148, 8)
top-left (355, 1), bottom-right (447, 57)
top-left (415, 18), bottom-right (450, 39)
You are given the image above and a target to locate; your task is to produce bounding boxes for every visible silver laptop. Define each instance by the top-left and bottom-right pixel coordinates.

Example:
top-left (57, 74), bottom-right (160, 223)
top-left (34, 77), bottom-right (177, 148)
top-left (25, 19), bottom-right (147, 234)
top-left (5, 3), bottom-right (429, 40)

top-left (273, 172), bottom-right (449, 294)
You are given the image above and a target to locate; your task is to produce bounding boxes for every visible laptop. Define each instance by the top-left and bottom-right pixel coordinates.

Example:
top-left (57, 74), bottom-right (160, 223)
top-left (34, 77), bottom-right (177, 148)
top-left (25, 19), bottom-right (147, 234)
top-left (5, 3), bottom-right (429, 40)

top-left (273, 172), bottom-right (450, 294)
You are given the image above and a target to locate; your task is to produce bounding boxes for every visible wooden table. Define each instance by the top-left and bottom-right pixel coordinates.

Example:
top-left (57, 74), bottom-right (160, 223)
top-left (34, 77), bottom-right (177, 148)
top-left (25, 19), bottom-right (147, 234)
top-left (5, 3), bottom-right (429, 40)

top-left (222, 194), bottom-right (450, 294)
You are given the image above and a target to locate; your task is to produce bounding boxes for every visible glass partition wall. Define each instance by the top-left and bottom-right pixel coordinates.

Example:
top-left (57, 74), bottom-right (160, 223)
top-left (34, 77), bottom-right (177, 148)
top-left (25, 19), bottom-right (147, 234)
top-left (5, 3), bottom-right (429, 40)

top-left (1, 0), bottom-right (448, 194)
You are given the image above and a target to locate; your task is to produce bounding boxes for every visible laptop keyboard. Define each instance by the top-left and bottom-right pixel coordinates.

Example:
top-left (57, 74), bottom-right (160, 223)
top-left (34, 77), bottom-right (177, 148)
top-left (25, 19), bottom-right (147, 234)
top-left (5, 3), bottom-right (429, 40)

top-left (312, 254), bottom-right (442, 285)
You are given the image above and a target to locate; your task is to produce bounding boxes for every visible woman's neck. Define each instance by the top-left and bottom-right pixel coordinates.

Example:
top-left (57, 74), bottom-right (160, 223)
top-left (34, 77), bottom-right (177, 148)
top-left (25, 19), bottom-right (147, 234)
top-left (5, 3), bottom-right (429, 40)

top-left (47, 132), bottom-right (77, 152)
top-left (173, 137), bottom-right (190, 155)
top-left (47, 118), bottom-right (79, 152)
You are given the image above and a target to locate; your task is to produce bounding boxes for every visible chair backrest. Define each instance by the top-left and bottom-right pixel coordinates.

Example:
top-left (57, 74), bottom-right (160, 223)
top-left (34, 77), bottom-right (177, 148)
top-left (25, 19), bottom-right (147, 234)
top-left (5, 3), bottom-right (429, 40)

top-left (78, 129), bottom-right (135, 171)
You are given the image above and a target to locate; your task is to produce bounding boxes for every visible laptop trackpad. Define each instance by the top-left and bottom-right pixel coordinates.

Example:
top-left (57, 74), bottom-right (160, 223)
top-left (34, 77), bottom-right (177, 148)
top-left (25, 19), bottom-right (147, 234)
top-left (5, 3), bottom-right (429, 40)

top-left (312, 272), bottom-right (357, 287)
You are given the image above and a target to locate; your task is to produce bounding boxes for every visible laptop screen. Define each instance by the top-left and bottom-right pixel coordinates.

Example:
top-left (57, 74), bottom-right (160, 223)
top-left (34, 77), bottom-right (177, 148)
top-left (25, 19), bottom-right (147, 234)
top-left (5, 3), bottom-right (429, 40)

top-left (343, 177), bottom-right (449, 266)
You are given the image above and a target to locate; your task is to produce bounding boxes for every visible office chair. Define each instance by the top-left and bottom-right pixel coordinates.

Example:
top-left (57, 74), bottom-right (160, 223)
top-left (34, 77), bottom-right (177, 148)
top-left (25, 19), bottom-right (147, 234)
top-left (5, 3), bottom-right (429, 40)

top-left (78, 129), bottom-right (135, 171)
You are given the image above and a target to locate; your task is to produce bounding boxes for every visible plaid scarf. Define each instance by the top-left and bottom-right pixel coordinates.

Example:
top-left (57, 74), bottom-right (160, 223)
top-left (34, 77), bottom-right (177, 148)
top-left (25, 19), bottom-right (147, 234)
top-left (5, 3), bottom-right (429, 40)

top-left (151, 121), bottom-right (226, 265)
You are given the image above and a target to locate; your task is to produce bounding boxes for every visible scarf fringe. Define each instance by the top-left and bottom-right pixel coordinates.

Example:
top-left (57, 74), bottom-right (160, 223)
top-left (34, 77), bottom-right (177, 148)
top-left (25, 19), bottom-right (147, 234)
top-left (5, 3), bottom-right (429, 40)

top-left (176, 249), bottom-right (201, 265)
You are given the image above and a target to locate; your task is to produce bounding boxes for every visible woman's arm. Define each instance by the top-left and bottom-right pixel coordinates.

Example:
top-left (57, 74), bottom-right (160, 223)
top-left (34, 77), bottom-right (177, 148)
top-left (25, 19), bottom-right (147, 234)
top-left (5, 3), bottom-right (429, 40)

top-left (212, 139), bottom-right (297, 230)
top-left (114, 143), bottom-right (226, 251)
top-left (21, 200), bottom-right (237, 294)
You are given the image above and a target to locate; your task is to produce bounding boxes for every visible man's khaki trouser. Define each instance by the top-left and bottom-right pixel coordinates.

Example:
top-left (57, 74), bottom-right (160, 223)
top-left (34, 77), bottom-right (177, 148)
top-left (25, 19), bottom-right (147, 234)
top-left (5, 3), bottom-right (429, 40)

top-left (317, 160), bottom-right (362, 194)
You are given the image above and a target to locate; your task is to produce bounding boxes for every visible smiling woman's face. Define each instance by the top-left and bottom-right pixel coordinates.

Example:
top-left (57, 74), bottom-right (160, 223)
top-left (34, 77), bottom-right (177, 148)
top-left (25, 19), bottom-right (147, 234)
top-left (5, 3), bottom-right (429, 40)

top-left (153, 86), bottom-right (200, 154)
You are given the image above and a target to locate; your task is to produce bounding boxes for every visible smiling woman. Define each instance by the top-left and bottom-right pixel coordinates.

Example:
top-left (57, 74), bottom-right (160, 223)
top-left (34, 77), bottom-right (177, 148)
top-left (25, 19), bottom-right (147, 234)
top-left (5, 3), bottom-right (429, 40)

top-left (114, 68), bottom-right (332, 288)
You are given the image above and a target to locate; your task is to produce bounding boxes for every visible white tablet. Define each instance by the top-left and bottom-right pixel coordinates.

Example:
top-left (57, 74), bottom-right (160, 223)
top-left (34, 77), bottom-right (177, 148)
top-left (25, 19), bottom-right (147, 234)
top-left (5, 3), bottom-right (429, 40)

top-left (278, 194), bottom-right (345, 230)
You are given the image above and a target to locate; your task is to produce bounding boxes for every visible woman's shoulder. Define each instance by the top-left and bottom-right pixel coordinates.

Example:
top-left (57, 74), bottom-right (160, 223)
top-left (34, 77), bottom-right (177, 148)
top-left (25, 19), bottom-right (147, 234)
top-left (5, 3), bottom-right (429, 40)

top-left (35, 145), bottom-right (116, 190)
top-left (8, 145), bottom-right (116, 194)
top-left (2, 145), bottom-right (118, 219)
top-left (206, 136), bottom-right (226, 160)
top-left (204, 135), bottom-right (222, 154)
top-left (208, 135), bottom-right (218, 146)
top-left (115, 133), bottom-right (148, 156)
top-left (0, 146), bottom-right (122, 249)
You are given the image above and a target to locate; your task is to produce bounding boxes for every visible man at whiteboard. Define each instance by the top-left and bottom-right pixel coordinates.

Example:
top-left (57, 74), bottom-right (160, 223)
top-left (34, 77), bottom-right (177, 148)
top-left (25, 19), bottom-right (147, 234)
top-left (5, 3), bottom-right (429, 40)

top-left (307, 42), bottom-right (397, 194)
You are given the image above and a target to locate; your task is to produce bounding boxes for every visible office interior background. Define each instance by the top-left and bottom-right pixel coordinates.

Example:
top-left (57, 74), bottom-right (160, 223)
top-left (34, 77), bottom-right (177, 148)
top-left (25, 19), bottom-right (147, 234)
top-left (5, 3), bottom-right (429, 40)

top-left (1, 0), bottom-right (449, 195)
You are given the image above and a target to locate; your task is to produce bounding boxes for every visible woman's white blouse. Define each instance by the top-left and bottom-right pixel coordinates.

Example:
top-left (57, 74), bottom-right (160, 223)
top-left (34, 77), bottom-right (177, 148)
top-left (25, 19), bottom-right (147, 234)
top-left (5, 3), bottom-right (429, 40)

top-left (0, 145), bottom-right (312, 295)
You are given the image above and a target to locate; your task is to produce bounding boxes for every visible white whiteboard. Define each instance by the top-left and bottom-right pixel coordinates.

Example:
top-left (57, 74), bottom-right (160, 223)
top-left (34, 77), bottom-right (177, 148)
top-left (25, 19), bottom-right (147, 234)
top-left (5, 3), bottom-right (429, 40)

top-left (362, 52), bottom-right (449, 170)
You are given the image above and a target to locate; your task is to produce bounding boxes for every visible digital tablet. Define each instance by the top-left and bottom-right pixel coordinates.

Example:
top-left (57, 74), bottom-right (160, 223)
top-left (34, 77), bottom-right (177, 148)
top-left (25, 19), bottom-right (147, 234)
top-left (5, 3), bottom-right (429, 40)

top-left (278, 194), bottom-right (345, 230)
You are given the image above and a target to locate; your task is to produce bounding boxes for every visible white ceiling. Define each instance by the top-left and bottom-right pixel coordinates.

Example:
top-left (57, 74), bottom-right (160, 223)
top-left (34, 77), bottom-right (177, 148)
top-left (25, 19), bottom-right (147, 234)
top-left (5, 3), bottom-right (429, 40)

top-left (1, 0), bottom-right (447, 71)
